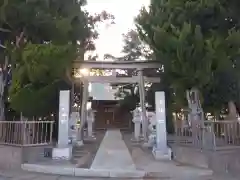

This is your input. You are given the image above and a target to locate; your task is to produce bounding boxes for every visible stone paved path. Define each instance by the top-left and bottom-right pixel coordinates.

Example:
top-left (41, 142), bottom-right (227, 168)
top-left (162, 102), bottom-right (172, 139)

top-left (90, 129), bottom-right (136, 170)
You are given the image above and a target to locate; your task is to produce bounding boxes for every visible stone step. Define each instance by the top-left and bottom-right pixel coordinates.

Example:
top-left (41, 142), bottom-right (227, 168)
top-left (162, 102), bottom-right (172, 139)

top-left (72, 151), bottom-right (86, 155)
top-left (73, 154), bottom-right (86, 158)
top-left (73, 150), bottom-right (86, 153)
top-left (73, 155), bottom-right (88, 159)
top-left (73, 148), bottom-right (85, 151)
top-left (73, 145), bottom-right (85, 149)
top-left (72, 149), bottom-right (84, 152)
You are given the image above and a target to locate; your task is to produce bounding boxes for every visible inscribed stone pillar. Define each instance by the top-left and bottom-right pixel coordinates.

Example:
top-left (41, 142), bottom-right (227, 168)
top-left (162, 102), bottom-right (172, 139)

top-left (52, 90), bottom-right (72, 160)
top-left (58, 90), bottom-right (70, 147)
top-left (152, 91), bottom-right (171, 160)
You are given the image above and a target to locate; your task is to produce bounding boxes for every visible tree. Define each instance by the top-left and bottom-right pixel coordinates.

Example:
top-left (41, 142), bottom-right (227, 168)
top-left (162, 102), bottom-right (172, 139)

top-left (9, 43), bottom-right (75, 117)
top-left (0, 0), bottom-right (114, 118)
top-left (135, 0), bottom-right (240, 122)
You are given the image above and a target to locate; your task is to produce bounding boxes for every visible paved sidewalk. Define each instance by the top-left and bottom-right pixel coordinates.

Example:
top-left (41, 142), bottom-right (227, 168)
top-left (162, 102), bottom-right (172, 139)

top-left (0, 170), bottom-right (238, 180)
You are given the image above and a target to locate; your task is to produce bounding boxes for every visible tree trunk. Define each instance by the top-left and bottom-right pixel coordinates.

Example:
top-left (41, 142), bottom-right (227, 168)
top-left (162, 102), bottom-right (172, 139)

top-left (0, 72), bottom-right (5, 120)
top-left (186, 88), bottom-right (204, 146)
top-left (186, 88), bottom-right (204, 123)
top-left (225, 101), bottom-right (237, 121)
top-left (0, 56), bottom-right (8, 121)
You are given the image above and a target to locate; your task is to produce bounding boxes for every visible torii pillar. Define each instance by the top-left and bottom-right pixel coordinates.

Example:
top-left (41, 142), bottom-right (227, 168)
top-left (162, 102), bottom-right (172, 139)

top-left (76, 80), bottom-right (89, 145)
top-left (138, 68), bottom-right (147, 140)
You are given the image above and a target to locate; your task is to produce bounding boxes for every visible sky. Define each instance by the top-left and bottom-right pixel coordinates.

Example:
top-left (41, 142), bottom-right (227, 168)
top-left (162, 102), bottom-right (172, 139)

top-left (85, 0), bottom-right (150, 60)
top-left (85, 0), bottom-right (150, 100)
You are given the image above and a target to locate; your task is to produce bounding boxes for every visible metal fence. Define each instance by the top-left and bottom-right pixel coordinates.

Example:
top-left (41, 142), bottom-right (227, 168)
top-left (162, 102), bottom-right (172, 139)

top-left (174, 120), bottom-right (240, 150)
top-left (0, 121), bottom-right (54, 146)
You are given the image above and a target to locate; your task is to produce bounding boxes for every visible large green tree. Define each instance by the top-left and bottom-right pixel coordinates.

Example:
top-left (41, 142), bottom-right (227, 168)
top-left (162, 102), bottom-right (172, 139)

top-left (0, 0), bottom-right (114, 118)
top-left (136, 0), bottom-right (240, 121)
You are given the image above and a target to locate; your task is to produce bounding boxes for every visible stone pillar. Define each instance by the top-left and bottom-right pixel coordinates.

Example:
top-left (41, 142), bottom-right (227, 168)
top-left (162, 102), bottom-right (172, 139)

top-left (87, 118), bottom-right (93, 137)
top-left (131, 108), bottom-right (141, 142)
top-left (76, 81), bottom-right (89, 145)
top-left (152, 91), bottom-right (171, 160)
top-left (138, 69), bottom-right (147, 140)
top-left (52, 90), bottom-right (72, 160)
top-left (81, 81), bottom-right (89, 124)
top-left (86, 109), bottom-right (95, 140)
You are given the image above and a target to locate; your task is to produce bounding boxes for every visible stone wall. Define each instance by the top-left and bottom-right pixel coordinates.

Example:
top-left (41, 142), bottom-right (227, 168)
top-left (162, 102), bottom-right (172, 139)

top-left (0, 145), bottom-right (22, 169)
top-left (172, 146), bottom-right (208, 168)
top-left (208, 149), bottom-right (240, 176)
top-left (0, 145), bottom-right (52, 170)
top-left (172, 145), bottom-right (240, 177)
top-left (22, 146), bottom-right (52, 163)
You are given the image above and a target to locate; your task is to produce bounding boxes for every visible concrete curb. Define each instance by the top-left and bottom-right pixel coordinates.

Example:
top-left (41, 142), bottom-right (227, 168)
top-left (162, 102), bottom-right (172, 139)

top-left (21, 164), bottom-right (159, 178)
top-left (21, 163), bottom-right (213, 179)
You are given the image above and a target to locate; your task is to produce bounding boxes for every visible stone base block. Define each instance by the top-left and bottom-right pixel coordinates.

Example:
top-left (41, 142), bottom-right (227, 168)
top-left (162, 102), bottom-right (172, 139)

top-left (152, 147), bottom-right (172, 160)
top-left (52, 147), bottom-right (72, 160)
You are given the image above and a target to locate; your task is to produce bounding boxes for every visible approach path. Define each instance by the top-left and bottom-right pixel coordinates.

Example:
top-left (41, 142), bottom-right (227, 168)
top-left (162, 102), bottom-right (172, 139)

top-left (90, 129), bottom-right (136, 170)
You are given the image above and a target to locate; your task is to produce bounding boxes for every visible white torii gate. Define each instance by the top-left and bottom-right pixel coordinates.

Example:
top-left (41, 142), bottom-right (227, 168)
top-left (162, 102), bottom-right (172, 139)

top-left (73, 60), bottom-right (161, 143)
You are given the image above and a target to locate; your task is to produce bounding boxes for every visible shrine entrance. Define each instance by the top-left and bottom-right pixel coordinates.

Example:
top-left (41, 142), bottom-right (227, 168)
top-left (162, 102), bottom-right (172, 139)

top-left (53, 60), bottom-right (170, 161)
top-left (73, 60), bottom-right (161, 141)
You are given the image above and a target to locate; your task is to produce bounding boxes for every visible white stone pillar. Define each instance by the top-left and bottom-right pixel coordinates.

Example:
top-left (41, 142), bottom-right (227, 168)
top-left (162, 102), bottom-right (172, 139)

top-left (152, 91), bottom-right (171, 160)
top-left (138, 69), bottom-right (147, 140)
top-left (52, 90), bottom-right (72, 160)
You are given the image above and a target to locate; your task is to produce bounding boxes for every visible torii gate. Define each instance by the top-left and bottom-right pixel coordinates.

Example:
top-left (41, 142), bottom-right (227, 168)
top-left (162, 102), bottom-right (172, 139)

top-left (73, 60), bottom-right (161, 142)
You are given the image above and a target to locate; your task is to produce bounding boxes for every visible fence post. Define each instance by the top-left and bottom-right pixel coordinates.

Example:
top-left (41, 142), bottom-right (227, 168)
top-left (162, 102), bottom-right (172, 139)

top-left (50, 121), bottom-right (54, 145)
top-left (22, 121), bottom-right (27, 146)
